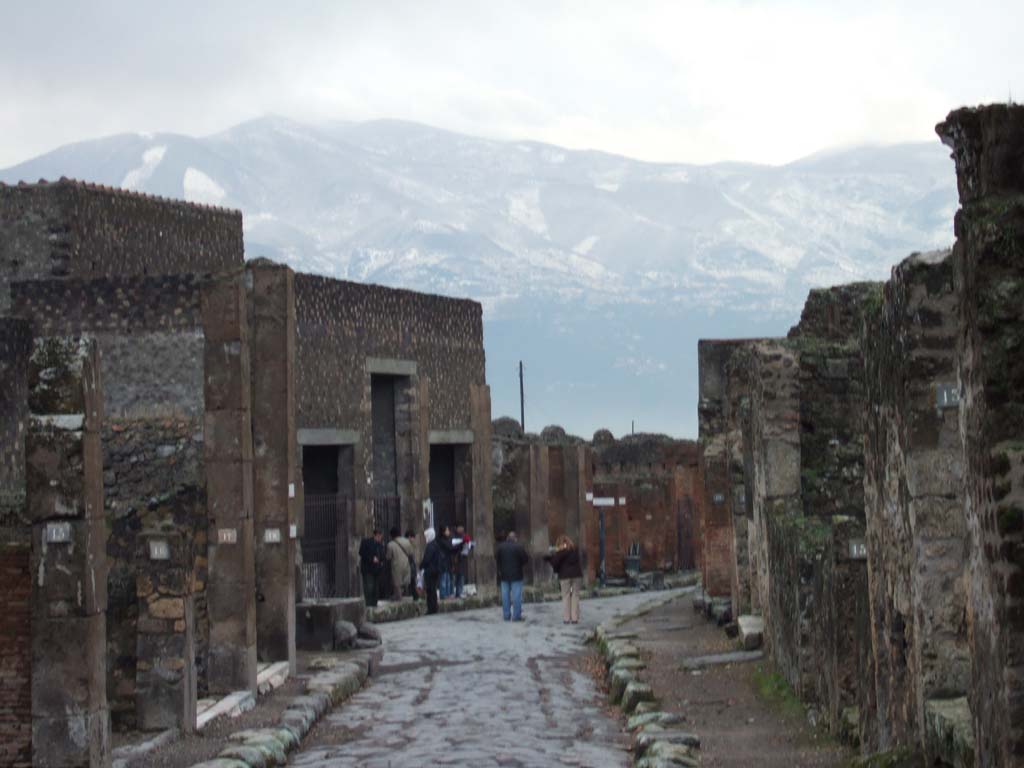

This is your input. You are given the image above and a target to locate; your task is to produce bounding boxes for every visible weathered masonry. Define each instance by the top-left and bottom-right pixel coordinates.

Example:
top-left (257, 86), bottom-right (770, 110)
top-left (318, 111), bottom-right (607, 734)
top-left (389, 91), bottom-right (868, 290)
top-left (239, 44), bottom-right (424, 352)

top-left (0, 179), bottom-right (496, 765)
top-left (491, 422), bottom-right (593, 584)
top-left (694, 103), bottom-right (1024, 767)
top-left (294, 273), bottom-right (495, 599)
top-left (491, 422), bottom-right (702, 586)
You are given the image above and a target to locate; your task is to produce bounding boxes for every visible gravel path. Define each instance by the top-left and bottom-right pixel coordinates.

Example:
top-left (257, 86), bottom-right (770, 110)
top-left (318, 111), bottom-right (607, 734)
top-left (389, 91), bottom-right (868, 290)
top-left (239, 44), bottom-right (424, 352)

top-left (292, 591), bottom-right (680, 767)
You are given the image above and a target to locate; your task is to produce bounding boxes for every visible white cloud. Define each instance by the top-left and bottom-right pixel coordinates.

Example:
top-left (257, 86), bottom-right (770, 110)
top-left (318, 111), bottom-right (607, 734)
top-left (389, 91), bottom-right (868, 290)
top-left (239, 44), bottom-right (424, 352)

top-left (1, 1), bottom-right (1022, 168)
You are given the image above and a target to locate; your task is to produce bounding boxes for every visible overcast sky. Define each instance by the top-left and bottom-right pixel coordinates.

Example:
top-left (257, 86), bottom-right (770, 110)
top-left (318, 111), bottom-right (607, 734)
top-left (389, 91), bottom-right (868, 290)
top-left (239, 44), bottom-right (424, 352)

top-left (2, 1), bottom-right (1022, 169)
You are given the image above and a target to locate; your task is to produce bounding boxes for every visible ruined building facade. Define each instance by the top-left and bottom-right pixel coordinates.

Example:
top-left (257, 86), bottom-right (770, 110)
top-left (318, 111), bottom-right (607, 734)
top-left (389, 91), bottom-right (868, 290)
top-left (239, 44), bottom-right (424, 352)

top-left (491, 423), bottom-right (702, 586)
top-left (696, 104), bottom-right (1024, 766)
top-left (0, 179), bottom-right (495, 766)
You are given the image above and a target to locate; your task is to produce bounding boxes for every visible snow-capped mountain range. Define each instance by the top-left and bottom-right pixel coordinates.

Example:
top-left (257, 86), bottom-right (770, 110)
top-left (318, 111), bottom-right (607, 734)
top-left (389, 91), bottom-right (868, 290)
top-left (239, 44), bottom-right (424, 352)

top-left (0, 116), bottom-right (958, 437)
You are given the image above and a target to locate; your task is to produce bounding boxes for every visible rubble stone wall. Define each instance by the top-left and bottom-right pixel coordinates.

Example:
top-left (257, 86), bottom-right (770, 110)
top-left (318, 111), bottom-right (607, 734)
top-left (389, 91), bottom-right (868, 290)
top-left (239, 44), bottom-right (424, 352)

top-left (861, 249), bottom-right (969, 754)
top-left (939, 104), bottom-right (1024, 766)
top-left (11, 274), bottom-right (210, 726)
top-left (0, 179), bottom-right (242, 313)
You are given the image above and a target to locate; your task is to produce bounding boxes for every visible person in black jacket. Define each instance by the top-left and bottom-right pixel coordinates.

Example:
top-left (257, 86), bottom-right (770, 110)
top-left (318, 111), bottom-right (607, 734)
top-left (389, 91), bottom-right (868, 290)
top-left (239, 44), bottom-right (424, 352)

top-left (544, 534), bottom-right (583, 624)
top-left (420, 527), bottom-right (443, 615)
top-left (438, 525), bottom-right (457, 599)
top-left (496, 531), bottom-right (529, 621)
top-left (359, 529), bottom-right (385, 607)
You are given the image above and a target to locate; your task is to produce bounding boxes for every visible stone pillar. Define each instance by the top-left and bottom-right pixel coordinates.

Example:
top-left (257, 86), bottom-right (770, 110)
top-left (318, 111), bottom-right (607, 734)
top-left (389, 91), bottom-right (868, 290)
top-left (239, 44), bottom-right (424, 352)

top-left (938, 104), bottom-right (1024, 767)
top-left (469, 384), bottom-right (497, 595)
top-left (747, 341), bottom-right (801, 666)
top-left (527, 443), bottom-right (551, 585)
top-left (0, 319), bottom-right (32, 767)
top-left (26, 335), bottom-right (109, 767)
top-left (134, 530), bottom-right (195, 733)
top-left (247, 263), bottom-right (298, 672)
top-left (201, 274), bottom-right (257, 695)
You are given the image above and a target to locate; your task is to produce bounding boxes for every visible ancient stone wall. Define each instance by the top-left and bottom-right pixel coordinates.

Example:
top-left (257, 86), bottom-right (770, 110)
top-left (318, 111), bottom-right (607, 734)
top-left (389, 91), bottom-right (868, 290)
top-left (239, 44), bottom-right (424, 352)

top-left (295, 274), bottom-right (485, 437)
top-left (861, 249), bottom-right (970, 755)
top-left (247, 261), bottom-right (298, 669)
top-left (490, 427), bottom-right (591, 585)
top-left (10, 274), bottom-right (209, 726)
top-left (0, 319), bottom-right (32, 765)
top-left (745, 341), bottom-right (801, 675)
top-left (939, 104), bottom-right (1024, 766)
top-left (592, 434), bottom-right (699, 578)
top-left (0, 179), bottom-right (242, 313)
top-left (26, 335), bottom-right (110, 766)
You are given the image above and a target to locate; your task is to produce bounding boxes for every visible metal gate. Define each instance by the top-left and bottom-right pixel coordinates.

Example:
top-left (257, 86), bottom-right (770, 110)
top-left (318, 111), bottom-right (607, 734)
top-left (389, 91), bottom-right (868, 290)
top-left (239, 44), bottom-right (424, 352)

top-left (301, 494), bottom-right (352, 598)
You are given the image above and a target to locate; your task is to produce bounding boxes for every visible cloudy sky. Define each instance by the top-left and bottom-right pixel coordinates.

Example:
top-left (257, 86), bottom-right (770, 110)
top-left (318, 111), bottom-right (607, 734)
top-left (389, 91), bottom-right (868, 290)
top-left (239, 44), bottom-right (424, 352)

top-left (2, 1), bottom-right (1022, 169)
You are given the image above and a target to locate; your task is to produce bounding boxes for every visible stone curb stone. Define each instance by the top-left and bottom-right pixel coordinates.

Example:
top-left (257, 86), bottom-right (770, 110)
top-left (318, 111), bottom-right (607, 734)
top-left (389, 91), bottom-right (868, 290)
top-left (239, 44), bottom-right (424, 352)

top-left (646, 741), bottom-right (700, 765)
top-left (189, 652), bottom-right (374, 768)
top-left (627, 711), bottom-right (685, 731)
top-left (621, 681), bottom-right (655, 713)
top-left (633, 701), bottom-right (661, 715)
top-left (635, 728), bottom-right (702, 754)
top-left (609, 668), bottom-right (636, 704)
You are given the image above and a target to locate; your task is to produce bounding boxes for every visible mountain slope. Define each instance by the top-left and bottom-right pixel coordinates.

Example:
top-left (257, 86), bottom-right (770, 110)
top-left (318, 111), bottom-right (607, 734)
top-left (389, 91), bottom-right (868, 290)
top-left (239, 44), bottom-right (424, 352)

top-left (0, 117), bottom-right (958, 437)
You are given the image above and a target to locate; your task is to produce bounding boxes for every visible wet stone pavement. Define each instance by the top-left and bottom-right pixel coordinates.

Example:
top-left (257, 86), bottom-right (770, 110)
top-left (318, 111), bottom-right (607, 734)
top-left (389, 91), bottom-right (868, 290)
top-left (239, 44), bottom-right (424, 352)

top-left (292, 590), bottom-right (683, 768)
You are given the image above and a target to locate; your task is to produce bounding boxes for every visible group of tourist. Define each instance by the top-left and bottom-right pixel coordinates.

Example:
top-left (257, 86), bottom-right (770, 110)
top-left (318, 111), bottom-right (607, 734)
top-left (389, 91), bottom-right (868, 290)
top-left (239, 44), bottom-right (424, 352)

top-left (358, 524), bottom-right (473, 611)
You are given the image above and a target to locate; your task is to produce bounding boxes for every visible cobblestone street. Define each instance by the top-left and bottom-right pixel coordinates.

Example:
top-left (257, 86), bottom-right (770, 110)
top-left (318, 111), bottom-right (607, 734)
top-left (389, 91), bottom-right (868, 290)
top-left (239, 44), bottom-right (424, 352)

top-left (292, 591), bottom-right (683, 768)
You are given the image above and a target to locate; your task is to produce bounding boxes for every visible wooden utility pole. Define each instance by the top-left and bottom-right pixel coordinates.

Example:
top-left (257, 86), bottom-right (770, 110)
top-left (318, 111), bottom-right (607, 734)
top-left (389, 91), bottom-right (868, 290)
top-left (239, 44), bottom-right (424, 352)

top-left (519, 361), bottom-right (525, 432)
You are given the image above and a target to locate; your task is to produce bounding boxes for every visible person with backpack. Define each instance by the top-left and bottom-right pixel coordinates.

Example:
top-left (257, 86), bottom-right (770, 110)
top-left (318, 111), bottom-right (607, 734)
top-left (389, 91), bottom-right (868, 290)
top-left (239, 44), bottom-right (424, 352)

top-left (386, 526), bottom-right (414, 600)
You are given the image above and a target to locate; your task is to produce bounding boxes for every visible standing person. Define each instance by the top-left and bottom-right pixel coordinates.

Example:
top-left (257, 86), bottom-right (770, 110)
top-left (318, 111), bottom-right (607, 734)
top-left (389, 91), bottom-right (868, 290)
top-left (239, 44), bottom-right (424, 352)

top-left (420, 528), bottom-right (443, 615)
top-left (496, 531), bottom-right (529, 621)
top-left (454, 524), bottom-right (472, 598)
top-left (359, 529), bottom-right (385, 607)
top-left (386, 526), bottom-right (413, 600)
top-left (404, 529), bottom-right (419, 601)
top-left (544, 534), bottom-right (583, 624)
top-left (438, 525), bottom-right (456, 599)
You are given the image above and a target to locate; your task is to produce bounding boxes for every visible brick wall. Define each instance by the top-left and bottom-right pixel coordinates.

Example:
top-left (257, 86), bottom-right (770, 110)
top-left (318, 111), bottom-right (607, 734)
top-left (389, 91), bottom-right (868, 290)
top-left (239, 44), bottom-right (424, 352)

top-left (0, 179), bottom-right (242, 313)
top-left (0, 545), bottom-right (31, 768)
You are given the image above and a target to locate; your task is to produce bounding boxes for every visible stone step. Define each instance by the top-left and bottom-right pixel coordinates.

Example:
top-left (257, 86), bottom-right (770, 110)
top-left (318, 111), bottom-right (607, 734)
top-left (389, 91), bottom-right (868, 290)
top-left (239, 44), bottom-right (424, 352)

top-left (737, 615), bottom-right (765, 650)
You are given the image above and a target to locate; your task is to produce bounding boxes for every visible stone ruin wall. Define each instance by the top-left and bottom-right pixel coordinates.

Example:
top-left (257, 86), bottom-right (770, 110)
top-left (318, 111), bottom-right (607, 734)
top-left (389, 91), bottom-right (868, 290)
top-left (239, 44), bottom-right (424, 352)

top-left (294, 273), bottom-right (492, 587)
top-left (695, 105), bottom-right (1024, 765)
top-left (10, 273), bottom-right (210, 726)
top-left (592, 435), bottom-right (699, 576)
top-left (697, 340), bottom-right (741, 600)
top-left (940, 104), bottom-right (1024, 766)
top-left (861, 249), bottom-right (970, 756)
top-left (0, 179), bottom-right (242, 314)
top-left (744, 341), bottom-right (801, 677)
top-left (0, 319), bottom-right (31, 767)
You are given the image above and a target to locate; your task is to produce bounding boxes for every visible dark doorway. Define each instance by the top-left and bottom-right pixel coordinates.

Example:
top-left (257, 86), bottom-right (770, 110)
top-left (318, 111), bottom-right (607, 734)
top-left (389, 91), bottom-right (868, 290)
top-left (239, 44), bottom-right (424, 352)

top-left (301, 444), bottom-right (353, 597)
top-left (429, 444), bottom-right (457, 531)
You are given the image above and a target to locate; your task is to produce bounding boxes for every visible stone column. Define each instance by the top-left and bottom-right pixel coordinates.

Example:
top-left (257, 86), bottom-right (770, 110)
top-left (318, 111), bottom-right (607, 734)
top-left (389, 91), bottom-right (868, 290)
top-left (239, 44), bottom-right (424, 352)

top-left (26, 335), bottom-right (110, 767)
top-left (134, 530), bottom-right (195, 732)
top-left (201, 274), bottom-right (257, 695)
top-left (247, 263), bottom-right (298, 672)
top-left (469, 384), bottom-right (497, 594)
top-left (527, 443), bottom-right (550, 586)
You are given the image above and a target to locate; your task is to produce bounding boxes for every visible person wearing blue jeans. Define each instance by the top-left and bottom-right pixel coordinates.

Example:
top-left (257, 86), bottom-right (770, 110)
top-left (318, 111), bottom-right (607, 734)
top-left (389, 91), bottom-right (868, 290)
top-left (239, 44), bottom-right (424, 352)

top-left (496, 531), bottom-right (529, 621)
